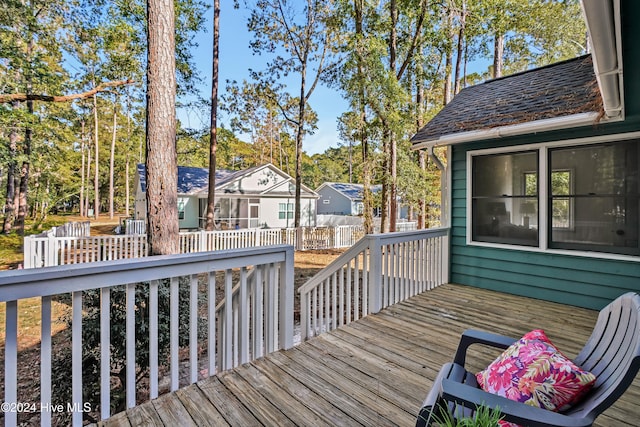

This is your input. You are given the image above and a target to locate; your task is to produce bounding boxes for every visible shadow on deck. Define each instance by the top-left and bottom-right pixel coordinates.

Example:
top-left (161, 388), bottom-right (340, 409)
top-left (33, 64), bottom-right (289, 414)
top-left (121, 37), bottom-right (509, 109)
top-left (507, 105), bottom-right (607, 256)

top-left (100, 284), bottom-right (640, 426)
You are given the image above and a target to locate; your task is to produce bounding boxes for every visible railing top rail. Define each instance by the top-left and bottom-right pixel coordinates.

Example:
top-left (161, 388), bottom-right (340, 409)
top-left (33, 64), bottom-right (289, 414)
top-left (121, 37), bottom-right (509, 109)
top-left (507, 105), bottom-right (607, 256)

top-left (297, 227), bottom-right (449, 295)
top-left (0, 244), bottom-right (294, 302)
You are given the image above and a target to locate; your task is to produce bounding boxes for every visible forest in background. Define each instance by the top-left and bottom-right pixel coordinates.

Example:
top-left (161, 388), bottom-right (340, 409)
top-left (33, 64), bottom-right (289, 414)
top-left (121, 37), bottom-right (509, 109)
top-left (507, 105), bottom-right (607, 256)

top-left (0, 0), bottom-right (587, 235)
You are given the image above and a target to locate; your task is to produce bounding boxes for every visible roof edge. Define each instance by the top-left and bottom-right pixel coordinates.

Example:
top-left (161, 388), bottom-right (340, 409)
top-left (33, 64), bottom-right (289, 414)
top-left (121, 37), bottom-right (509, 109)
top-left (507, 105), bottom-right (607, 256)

top-left (411, 112), bottom-right (611, 150)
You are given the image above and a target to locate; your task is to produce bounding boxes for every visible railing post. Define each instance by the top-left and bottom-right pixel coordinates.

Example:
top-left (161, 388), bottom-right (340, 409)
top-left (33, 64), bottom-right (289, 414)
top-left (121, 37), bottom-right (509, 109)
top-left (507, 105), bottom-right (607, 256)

top-left (368, 236), bottom-right (383, 314)
top-left (279, 246), bottom-right (295, 349)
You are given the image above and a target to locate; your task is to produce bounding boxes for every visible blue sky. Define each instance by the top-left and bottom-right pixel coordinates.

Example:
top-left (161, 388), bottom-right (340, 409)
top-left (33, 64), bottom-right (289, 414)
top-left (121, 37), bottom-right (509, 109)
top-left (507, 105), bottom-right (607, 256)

top-left (177, 2), bottom-right (349, 155)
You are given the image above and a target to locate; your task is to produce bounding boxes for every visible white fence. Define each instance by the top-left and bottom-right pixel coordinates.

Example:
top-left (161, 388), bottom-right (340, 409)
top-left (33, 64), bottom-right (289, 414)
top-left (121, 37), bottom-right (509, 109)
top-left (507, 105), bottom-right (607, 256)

top-left (0, 245), bottom-right (294, 426)
top-left (298, 227), bottom-right (449, 341)
top-left (23, 225), bottom-right (367, 269)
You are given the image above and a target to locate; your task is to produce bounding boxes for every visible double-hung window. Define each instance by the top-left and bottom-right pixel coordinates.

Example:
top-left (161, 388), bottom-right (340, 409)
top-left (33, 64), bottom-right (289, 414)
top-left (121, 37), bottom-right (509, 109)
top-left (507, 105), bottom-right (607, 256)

top-left (279, 203), bottom-right (294, 220)
top-left (469, 138), bottom-right (639, 256)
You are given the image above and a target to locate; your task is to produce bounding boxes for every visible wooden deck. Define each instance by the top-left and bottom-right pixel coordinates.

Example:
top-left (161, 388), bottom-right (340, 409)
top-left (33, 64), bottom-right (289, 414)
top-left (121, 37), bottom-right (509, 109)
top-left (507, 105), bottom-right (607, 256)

top-left (101, 284), bottom-right (640, 426)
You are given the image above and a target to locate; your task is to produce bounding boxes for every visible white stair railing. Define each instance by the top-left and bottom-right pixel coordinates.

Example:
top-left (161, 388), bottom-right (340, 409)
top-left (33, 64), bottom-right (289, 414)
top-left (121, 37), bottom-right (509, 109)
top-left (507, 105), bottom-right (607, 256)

top-left (298, 228), bottom-right (449, 341)
top-left (0, 245), bottom-right (294, 427)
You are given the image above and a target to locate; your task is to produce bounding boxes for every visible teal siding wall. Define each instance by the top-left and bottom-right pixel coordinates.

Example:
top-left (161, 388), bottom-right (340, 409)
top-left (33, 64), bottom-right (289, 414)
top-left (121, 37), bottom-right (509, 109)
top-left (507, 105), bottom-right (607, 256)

top-left (449, 1), bottom-right (640, 310)
top-left (449, 128), bottom-right (640, 310)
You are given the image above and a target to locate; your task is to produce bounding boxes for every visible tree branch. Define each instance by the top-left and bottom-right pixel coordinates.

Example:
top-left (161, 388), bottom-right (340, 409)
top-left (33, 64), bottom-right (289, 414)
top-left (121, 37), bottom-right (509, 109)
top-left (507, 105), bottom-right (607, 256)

top-left (0, 79), bottom-right (136, 104)
top-left (397, 0), bottom-right (428, 80)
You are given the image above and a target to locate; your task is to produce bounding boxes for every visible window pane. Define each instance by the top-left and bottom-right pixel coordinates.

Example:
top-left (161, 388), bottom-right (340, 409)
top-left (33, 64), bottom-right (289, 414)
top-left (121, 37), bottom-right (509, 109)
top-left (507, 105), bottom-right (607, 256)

top-left (472, 151), bottom-right (538, 246)
top-left (549, 141), bottom-right (639, 254)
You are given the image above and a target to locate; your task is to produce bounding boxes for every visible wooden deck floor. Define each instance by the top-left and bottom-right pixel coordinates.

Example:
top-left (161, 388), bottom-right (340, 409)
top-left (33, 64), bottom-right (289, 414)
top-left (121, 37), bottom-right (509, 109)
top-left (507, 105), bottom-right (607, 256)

top-left (101, 284), bottom-right (640, 426)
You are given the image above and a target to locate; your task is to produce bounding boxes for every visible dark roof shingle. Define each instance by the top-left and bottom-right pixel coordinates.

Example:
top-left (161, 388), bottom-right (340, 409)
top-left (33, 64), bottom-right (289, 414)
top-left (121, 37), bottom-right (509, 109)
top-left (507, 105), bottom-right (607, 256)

top-left (411, 55), bottom-right (602, 145)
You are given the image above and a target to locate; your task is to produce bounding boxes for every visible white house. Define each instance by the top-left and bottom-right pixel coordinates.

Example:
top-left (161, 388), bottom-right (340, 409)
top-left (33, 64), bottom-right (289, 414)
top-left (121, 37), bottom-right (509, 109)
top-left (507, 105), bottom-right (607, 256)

top-left (135, 163), bottom-right (319, 230)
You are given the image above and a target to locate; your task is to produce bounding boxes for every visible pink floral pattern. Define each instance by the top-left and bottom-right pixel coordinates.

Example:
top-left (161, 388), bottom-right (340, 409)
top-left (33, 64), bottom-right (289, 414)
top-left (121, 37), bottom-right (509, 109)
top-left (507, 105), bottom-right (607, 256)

top-left (476, 330), bottom-right (596, 427)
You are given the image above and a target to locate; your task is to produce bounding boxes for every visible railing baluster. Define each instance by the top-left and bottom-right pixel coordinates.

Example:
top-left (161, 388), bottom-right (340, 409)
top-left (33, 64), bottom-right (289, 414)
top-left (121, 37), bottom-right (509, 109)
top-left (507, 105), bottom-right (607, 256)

top-left (126, 283), bottom-right (136, 407)
top-left (362, 248), bottom-right (368, 316)
top-left (150, 280), bottom-right (159, 399)
top-left (170, 277), bottom-right (179, 390)
top-left (190, 274), bottom-right (198, 384)
top-left (100, 288), bottom-right (110, 420)
top-left (346, 262), bottom-right (352, 324)
top-left (41, 295), bottom-right (52, 427)
top-left (223, 269), bottom-right (233, 370)
top-left (239, 267), bottom-right (249, 364)
top-left (208, 271), bottom-right (216, 376)
top-left (72, 291), bottom-right (83, 426)
top-left (5, 300), bottom-right (18, 426)
top-left (354, 255), bottom-right (359, 321)
top-left (331, 272), bottom-right (337, 330)
top-left (254, 266), bottom-right (264, 358)
top-left (339, 266), bottom-right (345, 326)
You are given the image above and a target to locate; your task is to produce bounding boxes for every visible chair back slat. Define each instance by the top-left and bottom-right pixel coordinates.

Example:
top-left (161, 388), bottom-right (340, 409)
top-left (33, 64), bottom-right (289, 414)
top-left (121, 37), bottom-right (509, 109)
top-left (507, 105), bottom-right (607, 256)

top-left (566, 292), bottom-right (640, 418)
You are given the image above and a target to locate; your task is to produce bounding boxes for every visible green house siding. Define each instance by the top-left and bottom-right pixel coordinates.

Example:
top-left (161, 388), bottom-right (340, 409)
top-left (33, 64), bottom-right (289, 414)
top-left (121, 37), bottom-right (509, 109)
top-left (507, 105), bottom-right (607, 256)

top-left (449, 126), bottom-right (640, 311)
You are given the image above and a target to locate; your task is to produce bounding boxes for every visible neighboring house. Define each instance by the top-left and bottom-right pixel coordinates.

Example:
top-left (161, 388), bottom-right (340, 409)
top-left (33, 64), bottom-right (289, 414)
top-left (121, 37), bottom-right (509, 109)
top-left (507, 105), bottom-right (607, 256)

top-left (135, 163), bottom-right (318, 230)
top-left (316, 182), bottom-right (381, 216)
top-left (315, 182), bottom-right (409, 219)
top-left (411, 0), bottom-right (639, 310)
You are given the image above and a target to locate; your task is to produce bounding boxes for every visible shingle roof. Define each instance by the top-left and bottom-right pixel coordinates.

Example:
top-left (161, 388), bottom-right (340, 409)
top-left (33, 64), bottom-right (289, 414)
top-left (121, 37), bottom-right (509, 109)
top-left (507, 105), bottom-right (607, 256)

top-left (137, 164), bottom-right (252, 194)
top-left (411, 55), bottom-right (603, 145)
top-left (321, 182), bottom-right (382, 201)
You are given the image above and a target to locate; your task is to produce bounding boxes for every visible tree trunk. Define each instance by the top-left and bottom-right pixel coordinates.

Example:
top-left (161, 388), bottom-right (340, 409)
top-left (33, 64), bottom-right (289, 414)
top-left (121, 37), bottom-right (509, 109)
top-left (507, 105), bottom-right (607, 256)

top-left (388, 0), bottom-right (398, 233)
top-left (453, 2), bottom-right (466, 95)
top-left (16, 101), bottom-right (33, 235)
top-left (206, 0), bottom-right (220, 231)
top-left (3, 105), bottom-right (19, 233)
top-left (443, 7), bottom-right (454, 105)
top-left (93, 92), bottom-right (100, 219)
top-left (146, 0), bottom-right (178, 255)
top-left (80, 119), bottom-right (86, 217)
top-left (416, 65), bottom-right (426, 230)
top-left (85, 142), bottom-right (91, 217)
top-left (125, 155), bottom-right (130, 217)
top-left (493, 34), bottom-right (504, 78)
top-left (355, 0), bottom-right (373, 235)
top-left (109, 102), bottom-right (117, 219)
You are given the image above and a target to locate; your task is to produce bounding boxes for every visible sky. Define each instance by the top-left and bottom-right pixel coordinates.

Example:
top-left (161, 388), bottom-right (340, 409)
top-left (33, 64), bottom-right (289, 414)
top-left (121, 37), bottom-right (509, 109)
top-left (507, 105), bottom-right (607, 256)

top-left (177, 2), bottom-right (349, 156)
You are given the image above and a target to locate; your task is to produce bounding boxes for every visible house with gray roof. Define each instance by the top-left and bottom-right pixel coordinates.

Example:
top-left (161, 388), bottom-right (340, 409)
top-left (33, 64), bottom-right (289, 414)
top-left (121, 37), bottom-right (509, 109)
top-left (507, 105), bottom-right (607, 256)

top-left (315, 182), bottom-right (381, 216)
top-left (411, 0), bottom-right (639, 310)
top-left (135, 163), bottom-right (318, 230)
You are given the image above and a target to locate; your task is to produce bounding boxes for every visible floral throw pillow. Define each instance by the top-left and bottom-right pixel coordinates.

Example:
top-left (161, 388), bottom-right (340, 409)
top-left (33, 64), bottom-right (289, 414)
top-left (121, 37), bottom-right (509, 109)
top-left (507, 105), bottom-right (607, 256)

top-left (476, 329), bottom-right (596, 427)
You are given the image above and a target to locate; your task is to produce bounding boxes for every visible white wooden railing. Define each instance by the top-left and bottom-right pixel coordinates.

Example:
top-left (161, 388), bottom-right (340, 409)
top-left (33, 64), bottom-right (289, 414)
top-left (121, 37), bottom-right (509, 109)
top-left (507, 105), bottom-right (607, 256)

top-left (23, 234), bottom-right (148, 268)
top-left (298, 228), bottom-right (449, 341)
top-left (0, 245), bottom-right (294, 426)
top-left (124, 219), bottom-right (146, 235)
top-left (23, 226), bottom-right (366, 269)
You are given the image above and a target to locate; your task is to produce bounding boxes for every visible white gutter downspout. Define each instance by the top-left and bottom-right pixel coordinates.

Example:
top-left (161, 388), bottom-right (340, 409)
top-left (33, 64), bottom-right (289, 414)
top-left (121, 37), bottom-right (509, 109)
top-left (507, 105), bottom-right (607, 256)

top-left (581, 0), bottom-right (624, 119)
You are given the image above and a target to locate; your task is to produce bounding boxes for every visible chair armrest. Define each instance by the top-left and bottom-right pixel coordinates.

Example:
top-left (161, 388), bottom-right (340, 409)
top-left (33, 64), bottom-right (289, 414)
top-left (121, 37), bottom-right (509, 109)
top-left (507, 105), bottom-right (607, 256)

top-left (453, 329), bottom-right (517, 366)
top-left (440, 379), bottom-right (594, 427)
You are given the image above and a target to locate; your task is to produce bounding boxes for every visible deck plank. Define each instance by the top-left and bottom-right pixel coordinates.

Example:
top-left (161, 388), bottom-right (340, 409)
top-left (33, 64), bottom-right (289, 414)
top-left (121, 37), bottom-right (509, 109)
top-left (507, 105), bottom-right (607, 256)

top-left (235, 362), bottom-right (335, 427)
top-left (100, 284), bottom-right (640, 427)
top-left (173, 385), bottom-right (230, 426)
top-left (196, 375), bottom-right (261, 426)
top-left (151, 392), bottom-right (197, 427)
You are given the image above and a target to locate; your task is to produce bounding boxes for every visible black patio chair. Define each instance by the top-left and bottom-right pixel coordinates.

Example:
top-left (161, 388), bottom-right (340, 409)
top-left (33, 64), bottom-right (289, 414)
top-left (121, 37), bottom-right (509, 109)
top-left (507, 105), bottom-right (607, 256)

top-left (416, 292), bottom-right (640, 427)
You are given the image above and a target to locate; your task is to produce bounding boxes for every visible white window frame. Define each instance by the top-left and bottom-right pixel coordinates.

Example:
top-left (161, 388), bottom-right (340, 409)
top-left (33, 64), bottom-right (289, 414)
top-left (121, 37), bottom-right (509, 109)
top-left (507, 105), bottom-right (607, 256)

top-left (466, 131), bottom-right (640, 262)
